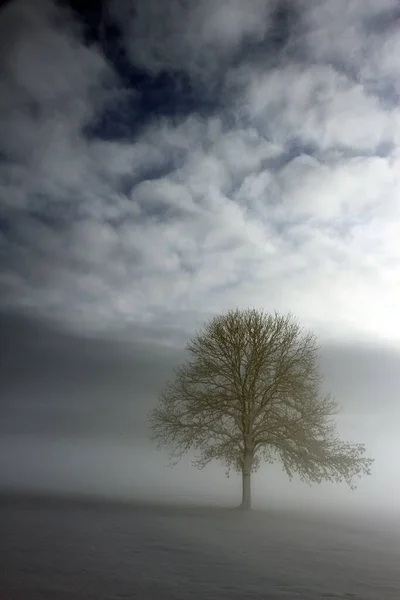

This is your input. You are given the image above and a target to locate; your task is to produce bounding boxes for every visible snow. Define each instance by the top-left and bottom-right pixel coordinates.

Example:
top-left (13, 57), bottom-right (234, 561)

top-left (1, 494), bottom-right (399, 599)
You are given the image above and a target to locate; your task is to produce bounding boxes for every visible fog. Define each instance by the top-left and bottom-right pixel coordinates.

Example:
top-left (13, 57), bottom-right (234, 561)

top-left (1, 435), bottom-right (400, 517)
top-left (2, 1), bottom-right (400, 597)
top-left (1, 310), bottom-right (399, 518)
top-left (1, 0), bottom-right (400, 523)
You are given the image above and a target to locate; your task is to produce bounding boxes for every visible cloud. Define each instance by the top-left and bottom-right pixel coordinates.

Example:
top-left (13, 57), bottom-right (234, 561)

top-left (0, 0), bottom-right (112, 203)
top-left (300, 0), bottom-right (400, 77)
top-left (1, 0), bottom-right (400, 349)
top-left (109, 0), bottom-right (274, 83)
top-left (243, 64), bottom-right (398, 152)
top-left (277, 154), bottom-right (398, 219)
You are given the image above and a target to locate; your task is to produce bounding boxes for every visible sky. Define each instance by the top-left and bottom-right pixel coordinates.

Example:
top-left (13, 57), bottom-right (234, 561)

top-left (0, 0), bottom-right (400, 512)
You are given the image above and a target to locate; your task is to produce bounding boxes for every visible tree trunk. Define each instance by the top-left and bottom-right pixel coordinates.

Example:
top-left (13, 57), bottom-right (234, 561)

top-left (239, 451), bottom-right (253, 510)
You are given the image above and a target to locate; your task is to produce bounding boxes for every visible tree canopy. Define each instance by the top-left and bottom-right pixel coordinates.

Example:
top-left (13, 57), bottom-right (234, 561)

top-left (149, 308), bottom-right (373, 509)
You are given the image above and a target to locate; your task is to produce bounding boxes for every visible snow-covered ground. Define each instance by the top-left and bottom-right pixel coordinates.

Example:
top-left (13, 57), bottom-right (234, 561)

top-left (1, 494), bottom-right (399, 599)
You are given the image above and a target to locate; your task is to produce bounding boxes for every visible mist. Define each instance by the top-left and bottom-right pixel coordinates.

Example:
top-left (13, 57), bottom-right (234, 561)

top-left (1, 0), bottom-right (400, 519)
top-left (2, 0), bottom-right (400, 596)
top-left (1, 310), bottom-right (399, 519)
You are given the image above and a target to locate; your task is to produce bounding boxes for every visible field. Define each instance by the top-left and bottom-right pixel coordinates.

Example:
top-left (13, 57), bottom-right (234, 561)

top-left (1, 494), bottom-right (399, 599)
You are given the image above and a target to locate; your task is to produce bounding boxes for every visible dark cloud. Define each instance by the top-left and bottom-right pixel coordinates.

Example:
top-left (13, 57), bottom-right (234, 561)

top-left (1, 308), bottom-right (399, 440)
top-left (0, 309), bottom-right (185, 439)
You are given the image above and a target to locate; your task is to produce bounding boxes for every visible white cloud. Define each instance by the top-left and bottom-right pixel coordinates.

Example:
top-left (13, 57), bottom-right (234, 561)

top-left (1, 0), bottom-right (400, 352)
top-left (300, 0), bottom-right (399, 69)
top-left (244, 64), bottom-right (398, 151)
top-left (277, 154), bottom-right (398, 220)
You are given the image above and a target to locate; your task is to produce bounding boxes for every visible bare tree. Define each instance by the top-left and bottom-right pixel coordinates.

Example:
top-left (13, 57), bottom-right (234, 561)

top-left (149, 308), bottom-right (374, 510)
